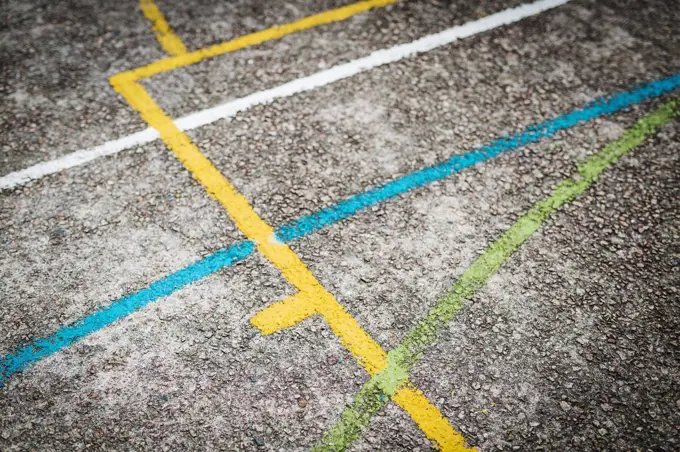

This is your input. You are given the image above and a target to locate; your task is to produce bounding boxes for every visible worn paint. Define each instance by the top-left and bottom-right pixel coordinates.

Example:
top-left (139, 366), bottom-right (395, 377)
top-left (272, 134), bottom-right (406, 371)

top-left (2, 78), bottom-right (677, 388)
top-left (111, 67), bottom-right (466, 449)
top-left (2, 0), bottom-right (566, 190)
top-left (314, 98), bottom-right (680, 451)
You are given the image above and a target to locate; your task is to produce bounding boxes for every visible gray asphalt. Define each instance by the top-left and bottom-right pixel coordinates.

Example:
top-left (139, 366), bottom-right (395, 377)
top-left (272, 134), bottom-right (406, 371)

top-left (1, 0), bottom-right (679, 450)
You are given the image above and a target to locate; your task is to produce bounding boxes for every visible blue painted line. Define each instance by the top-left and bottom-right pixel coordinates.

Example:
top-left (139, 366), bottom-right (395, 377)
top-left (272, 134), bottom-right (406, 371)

top-left (274, 73), bottom-right (680, 242)
top-left (0, 240), bottom-right (255, 386)
top-left (1, 74), bottom-right (679, 387)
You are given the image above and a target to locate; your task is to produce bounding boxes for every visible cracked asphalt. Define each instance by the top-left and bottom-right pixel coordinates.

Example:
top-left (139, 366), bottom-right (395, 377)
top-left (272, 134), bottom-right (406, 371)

top-left (1, 0), bottom-right (679, 450)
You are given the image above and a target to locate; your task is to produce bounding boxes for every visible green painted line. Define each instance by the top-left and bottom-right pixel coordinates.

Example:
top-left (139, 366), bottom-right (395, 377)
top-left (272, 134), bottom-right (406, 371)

top-left (314, 98), bottom-right (680, 452)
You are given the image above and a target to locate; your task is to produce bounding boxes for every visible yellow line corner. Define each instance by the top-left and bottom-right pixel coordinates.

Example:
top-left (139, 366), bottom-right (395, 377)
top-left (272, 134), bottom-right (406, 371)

top-left (111, 0), bottom-right (469, 445)
top-left (121, 0), bottom-right (400, 82)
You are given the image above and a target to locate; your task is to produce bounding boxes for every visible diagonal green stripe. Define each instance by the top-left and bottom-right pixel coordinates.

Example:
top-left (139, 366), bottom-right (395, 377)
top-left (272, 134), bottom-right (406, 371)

top-left (314, 97), bottom-right (679, 452)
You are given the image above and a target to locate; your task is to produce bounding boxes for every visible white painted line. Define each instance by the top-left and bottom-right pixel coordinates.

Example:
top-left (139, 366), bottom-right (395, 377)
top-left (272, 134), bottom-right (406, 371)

top-left (0, 0), bottom-right (568, 190)
top-left (1, 129), bottom-right (160, 189)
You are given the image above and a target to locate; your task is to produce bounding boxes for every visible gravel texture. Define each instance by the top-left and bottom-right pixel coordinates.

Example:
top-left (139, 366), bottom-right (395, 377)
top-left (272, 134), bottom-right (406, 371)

top-left (1, 0), bottom-right (679, 450)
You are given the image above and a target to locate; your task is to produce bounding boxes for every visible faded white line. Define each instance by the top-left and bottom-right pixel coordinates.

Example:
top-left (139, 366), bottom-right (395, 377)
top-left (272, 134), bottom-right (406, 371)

top-left (0, 0), bottom-right (568, 190)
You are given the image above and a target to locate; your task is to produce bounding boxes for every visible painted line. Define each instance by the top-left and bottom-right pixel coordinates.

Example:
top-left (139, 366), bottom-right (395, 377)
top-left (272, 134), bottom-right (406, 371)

top-left (168, 0), bottom-right (568, 132)
top-left (394, 383), bottom-right (472, 451)
top-left (275, 73), bottom-right (680, 242)
top-left (0, 0), bottom-right (564, 190)
top-left (0, 241), bottom-right (254, 386)
top-left (0, 129), bottom-right (160, 190)
top-left (1, 76), bottom-right (678, 387)
top-left (113, 50), bottom-right (467, 447)
top-left (314, 98), bottom-right (680, 452)
top-left (139, 0), bottom-right (188, 56)
top-left (116, 0), bottom-right (401, 83)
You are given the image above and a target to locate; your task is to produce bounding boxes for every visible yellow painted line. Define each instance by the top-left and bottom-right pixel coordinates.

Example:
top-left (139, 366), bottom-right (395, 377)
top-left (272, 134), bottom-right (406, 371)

top-left (393, 384), bottom-right (472, 452)
top-left (139, 0), bottom-right (188, 56)
top-left (112, 1), bottom-right (462, 443)
top-left (115, 0), bottom-right (400, 83)
top-left (112, 73), bottom-right (465, 448)
top-left (252, 289), bottom-right (388, 374)
top-left (111, 78), bottom-right (390, 374)
top-left (252, 292), bottom-right (318, 334)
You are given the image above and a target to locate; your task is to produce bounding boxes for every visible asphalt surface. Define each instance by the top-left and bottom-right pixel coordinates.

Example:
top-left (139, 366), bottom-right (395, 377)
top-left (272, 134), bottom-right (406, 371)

top-left (1, 0), bottom-right (679, 450)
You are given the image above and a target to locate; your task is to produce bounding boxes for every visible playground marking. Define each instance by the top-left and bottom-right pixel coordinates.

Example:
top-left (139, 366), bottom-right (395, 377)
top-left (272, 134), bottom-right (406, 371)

top-left (113, 65), bottom-right (469, 451)
top-left (117, 0), bottom-right (401, 83)
top-left (2, 0), bottom-right (673, 444)
top-left (314, 97), bottom-right (680, 451)
top-left (2, 0), bottom-right (675, 447)
top-left (139, 0), bottom-right (187, 56)
top-left (2, 75), bottom-right (678, 388)
top-left (0, 0), bottom-right (565, 190)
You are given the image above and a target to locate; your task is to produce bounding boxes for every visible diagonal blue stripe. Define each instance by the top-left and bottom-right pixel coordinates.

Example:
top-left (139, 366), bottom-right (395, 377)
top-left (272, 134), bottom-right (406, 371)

top-left (274, 73), bottom-right (680, 242)
top-left (2, 74), bottom-right (679, 386)
top-left (0, 241), bottom-right (255, 385)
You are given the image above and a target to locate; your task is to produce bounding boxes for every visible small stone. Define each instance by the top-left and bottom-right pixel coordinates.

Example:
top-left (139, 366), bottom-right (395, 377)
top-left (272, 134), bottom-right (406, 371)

top-left (529, 422), bottom-right (540, 427)
top-left (254, 437), bottom-right (265, 447)
top-left (472, 382), bottom-right (481, 390)
top-left (676, 399), bottom-right (680, 410)
top-left (560, 401), bottom-right (571, 411)
top-left (297, 398), bottom-right (307, 408)
top-left (327, 356), bottom-right (338, 365)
